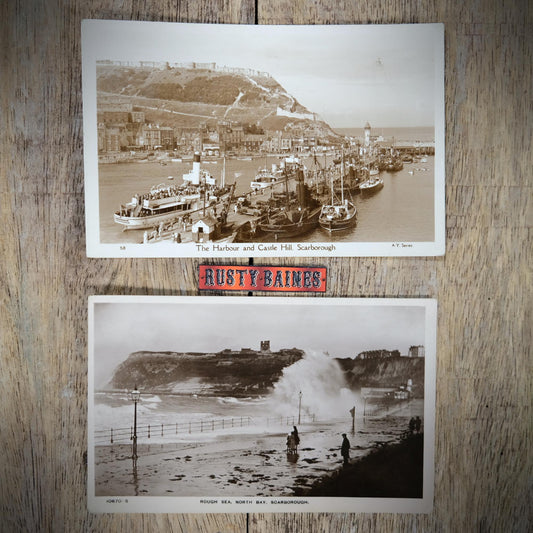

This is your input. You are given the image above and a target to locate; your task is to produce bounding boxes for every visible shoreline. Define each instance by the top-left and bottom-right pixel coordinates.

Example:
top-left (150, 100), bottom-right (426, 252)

top-left (300, 432), bottom-right (424, 498)
top-left (94, 401), bottom-right (423, 498)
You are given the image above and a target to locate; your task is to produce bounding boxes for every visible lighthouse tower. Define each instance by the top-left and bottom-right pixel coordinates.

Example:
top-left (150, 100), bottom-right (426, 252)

top-left (364, 122), bottom-right (371, 147)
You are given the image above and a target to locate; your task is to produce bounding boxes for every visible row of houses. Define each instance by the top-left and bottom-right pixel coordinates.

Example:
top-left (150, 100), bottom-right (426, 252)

top-left (97, 106), bottom-right (325, 155)
top-left (98, 121), bottom-right (175, 152)
top-left (356, 346), bottom-right (425, 360)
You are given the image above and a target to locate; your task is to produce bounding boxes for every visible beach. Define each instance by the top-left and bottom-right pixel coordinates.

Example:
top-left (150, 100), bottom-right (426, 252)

top-left (95, 400), bottom-right (423, 497)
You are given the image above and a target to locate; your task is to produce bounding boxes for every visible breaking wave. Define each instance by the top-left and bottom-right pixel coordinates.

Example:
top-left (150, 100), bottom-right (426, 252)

top-left (268, 350), bottom-right (360, 419)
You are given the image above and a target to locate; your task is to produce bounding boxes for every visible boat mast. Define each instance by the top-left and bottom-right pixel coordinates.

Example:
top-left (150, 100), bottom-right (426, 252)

top-left (314, 149), bottom-right (319, 196)
top-left (341, 148), bottom-right (345, 204)
top-left (330, 165), bottom-right (334, 205)
top-left (284, 159), bottom-right (290, 210)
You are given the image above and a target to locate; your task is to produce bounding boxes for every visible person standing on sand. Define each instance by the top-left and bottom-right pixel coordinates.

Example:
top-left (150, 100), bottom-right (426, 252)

top-left (341, 433), bottom-right (351, 465)
top-left (292, 426), bottom-right (300, 446)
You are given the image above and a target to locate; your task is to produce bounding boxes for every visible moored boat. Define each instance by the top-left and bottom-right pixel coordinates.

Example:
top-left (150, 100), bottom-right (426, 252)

top-left (114, 185), bottom-right (202, 230)
top-left (319, 200), bottom-right (357, 232)
top-left (250, 167), bottom-right (283, 191)
top-left (258, 166), bottom-right (321, 239)
top-left (387, 159), bottom-right (404, 172)
top-left (319, 161), bottom-right (357, 232)
top-left (360, 169), bottom-right (384, 195)
top-left (259, 206), bottom-right (321, 239)
top-left (114, 153), bottom-right (229, 230)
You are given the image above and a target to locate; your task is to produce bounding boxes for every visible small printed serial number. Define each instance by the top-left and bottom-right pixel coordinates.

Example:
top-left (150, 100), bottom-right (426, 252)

top-left (106, 498), bottom-right (128, 504)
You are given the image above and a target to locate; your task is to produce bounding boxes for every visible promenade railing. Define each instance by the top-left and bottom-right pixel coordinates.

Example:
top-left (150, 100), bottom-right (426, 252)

top-left (264, 414), bottom-right (316, 427)
top-left (94, 413), bottom-right (317, 446)
top-left (94, 416), bottom-right (254, 445)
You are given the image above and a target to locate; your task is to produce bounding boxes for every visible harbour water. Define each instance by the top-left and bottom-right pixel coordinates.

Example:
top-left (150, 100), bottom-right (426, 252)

top-left (98, 128), bottom-right (435, 245)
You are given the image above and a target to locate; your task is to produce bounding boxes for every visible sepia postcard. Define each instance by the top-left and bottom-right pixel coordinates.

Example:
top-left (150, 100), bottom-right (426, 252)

top-left (82, 20), bottom-right (445, 258)
top-left (88, 296), bottom-right (436, 513)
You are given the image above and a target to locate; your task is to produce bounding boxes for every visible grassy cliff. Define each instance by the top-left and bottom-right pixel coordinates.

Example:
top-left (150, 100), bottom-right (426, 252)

top-left (96, 63), bottom-right (340, 139)
top-left (336, 356), bottom-right (425, 397)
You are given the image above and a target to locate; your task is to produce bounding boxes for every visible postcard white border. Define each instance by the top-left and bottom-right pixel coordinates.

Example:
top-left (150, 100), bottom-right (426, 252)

top-left (82, 20), bottom-right (445, 258)
top-left (88, 296), bottom-right (436, 513)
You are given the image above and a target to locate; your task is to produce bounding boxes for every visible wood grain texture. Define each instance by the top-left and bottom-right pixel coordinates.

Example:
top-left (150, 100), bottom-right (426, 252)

top-left (0, 0), bottom-right (530, 532)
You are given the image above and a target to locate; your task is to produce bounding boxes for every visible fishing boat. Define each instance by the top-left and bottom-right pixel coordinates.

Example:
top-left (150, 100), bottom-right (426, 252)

top-left (250, 167), bottom-right (283, 191)
top-left (251, 155), bottom-right (304, 191)
top-left (319, 201), bottom-right (357, 232)
top-left (260, 206), bottom-right (321, 239)
top-left (359, 169), bottom-right (384, 195)
top-left (319, 163), bottom-right (357, 232)
top-left (258, 168), bottom-right (321, 239)
top-left (386, 158), bottom-right (404, 172)
top-left (334, 164), bottom-right (362, 195)
top-left (114, 153), bottom-right (229, 230)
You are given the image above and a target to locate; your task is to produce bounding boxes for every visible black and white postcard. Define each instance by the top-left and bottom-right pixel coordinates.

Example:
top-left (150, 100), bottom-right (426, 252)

top-left (88, 296), bottom-right (436, 513)
top-left (82, 21), bottom-right (445, 257)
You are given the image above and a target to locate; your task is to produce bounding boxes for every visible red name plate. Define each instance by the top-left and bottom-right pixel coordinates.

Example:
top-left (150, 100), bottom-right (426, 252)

top-left (198, 265), bottom-right (327, 292)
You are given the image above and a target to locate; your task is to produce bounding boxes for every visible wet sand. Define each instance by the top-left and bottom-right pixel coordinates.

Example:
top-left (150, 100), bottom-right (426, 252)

top-left (95, 400), bottom-right (423, 497)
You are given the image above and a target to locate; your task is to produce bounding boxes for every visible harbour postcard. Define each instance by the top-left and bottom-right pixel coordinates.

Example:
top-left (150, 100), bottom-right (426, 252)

top-left (82, 21), bottom-right (445, 257)
top-left (88, 296), bottom-right (436, 513)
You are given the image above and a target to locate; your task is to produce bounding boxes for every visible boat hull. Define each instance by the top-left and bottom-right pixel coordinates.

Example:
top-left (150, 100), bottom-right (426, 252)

top-left (319, 205), bottom-right (357, 232)
top-left (360, 180), bottom-right (384, 196)
top-left (250, 179), bottom-right (284, 191)
top-left (259, 208), bottom-right (321, 239)
top-left (114, 210), bottom-right (192, 230)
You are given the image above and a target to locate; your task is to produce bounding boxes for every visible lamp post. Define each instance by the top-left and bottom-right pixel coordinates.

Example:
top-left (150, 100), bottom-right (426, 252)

top-left (298, 390), bottom-right (302, 425)
top-left (130, 386), bottom-right (141, 460)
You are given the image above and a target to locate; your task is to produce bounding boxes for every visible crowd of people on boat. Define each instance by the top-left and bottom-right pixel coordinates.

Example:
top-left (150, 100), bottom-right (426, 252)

top-left (143, 184), bottom-right (202, 201)
top-left (116, 182), bottom-right (230, 219)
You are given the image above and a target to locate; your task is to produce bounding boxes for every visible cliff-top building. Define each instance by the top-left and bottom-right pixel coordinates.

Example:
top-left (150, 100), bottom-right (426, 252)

top-left (408, 345), bottom-right (425, 358)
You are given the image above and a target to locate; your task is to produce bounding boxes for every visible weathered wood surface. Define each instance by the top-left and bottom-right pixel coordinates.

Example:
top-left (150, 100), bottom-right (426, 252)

top-left (0, 0), bottom-right (530, 531)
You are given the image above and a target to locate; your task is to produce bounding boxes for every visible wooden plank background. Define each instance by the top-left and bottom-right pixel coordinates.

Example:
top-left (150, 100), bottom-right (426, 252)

top-left (1, 0), bottom-right (530, 531)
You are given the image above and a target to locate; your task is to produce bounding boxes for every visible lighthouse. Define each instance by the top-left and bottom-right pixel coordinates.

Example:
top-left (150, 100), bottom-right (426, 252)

top-left (364, 122), bottom-right (371, 147)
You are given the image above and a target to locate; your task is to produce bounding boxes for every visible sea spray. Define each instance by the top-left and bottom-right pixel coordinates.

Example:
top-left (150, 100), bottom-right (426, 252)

top-left (267, 350), bottom-right (360, 420)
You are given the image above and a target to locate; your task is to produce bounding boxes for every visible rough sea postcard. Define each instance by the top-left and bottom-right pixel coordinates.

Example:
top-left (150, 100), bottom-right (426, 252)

top-left (82, 21), bottom-right (445, 257)
top-left (88, 296), bottom-right (436, 513)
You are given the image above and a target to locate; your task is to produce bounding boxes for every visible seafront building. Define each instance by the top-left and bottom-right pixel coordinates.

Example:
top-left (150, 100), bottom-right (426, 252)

top-left (97, 102), bottom-right (434, 160)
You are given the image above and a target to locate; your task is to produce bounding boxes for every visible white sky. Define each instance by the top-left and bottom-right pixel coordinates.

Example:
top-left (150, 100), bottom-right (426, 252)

top-left (92, 298), bottom-right (428, 388)
top-left (85, 21), bottom-right (442, 128)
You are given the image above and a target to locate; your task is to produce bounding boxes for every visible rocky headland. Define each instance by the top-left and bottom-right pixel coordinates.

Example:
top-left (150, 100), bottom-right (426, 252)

top-left (110, 346), bottom-right (305, 395)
